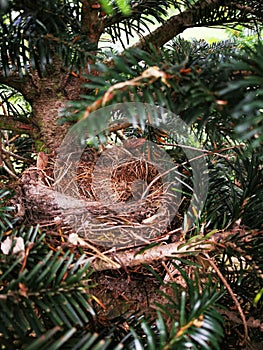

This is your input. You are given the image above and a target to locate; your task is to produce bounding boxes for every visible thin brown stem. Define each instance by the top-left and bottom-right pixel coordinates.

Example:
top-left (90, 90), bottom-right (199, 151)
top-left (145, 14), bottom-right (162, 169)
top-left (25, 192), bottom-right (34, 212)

top-left (203, 253), bottom-right (249, 342)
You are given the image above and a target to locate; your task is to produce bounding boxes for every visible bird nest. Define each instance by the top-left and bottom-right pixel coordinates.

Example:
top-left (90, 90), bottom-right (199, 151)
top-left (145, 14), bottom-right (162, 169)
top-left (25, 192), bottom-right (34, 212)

top-left (54, 142), bottom-right (182, 248)
top-left (20, 136), bottom-right (186, 249)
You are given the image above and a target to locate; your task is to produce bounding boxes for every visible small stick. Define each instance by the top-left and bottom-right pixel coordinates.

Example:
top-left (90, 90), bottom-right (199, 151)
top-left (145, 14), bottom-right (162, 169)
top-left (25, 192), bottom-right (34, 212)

top-left (203, 253), bottom-right (248, 342)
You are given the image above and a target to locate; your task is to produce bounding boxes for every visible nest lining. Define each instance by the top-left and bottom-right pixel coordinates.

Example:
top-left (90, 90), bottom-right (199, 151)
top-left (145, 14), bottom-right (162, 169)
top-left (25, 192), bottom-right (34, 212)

top-left (71, 146), bottom-right (180, 247)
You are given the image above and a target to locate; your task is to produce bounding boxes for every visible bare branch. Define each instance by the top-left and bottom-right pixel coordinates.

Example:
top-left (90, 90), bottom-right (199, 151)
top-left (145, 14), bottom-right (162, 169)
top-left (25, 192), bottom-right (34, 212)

top-left (131, 0), bottom-right (262, 51)
top-left (88, 239), bottom-right (214, 271)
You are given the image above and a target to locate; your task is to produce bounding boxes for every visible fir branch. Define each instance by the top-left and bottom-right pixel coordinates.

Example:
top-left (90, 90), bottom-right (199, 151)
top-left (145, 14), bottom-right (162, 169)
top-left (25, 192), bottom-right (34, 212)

top-left (131, 0), bottom-right (263, 51)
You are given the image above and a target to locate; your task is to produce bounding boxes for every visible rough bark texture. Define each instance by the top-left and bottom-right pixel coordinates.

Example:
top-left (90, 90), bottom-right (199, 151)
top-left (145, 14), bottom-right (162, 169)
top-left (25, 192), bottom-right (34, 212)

top-left (0, 67), bottom-right (82, 151)
top-left (81, 0), bottom-right (104, 44)
top-left (29, 70), bottom-right (81, 152)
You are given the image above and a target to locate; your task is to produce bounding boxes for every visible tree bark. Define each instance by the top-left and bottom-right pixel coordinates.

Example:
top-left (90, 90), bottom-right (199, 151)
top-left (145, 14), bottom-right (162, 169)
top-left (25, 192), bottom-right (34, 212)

top-left (0, 61), bottom-right (84, 151)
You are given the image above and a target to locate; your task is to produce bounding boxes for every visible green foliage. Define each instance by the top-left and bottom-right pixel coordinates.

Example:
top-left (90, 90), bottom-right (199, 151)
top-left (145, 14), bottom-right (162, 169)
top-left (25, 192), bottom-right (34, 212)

top-left (0, 191), bottom-right (227, 349)
top-left (71, 37), bottom-right (263, 156)
top-left (219, 41), bottom-right (263, 147)
top-left (0, 225), bottom-right (97, 348)
top-left (218, 231), bottom-right (263, 311)
top-left (103, 0), bottom-right (181, 47)
top-left (0, 84), bottom-right (34, 177)
top-left (35, 30), bottom-right (263, 347)
top-left (0, 0), bottom-right (96, 76)
top-left (0, 0), bottom-right (191, 76)
top-left (0, 1), bottom-right (263, 349)
top-left (0, 216), bottom-right (228, 349)
top-left (1, 1), bottom-right (261, 76)
top-left (131, 269), bottom-right (224, 350)
top-left (0, 188), bottom-right (15, 230)
top-left (100, 0), bottom-right (131, 15)
top-left (66, 38), bottom-right (235, 122)
top-left (204, 149), bottom-right (263, 229)
top-left (226, 25), bottom-right (263, 48)
top-left (217, 230), bottom-right (263, 348)
top-left (0, 190), bottom-right (106, 348)
top-left (0, 84), bottom-right (31, 116)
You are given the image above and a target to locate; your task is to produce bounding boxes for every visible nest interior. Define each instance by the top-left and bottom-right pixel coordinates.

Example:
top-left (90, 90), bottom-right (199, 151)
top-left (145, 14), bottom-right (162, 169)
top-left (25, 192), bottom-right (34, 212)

top-left (72, 143), bottom-right (183, 247)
